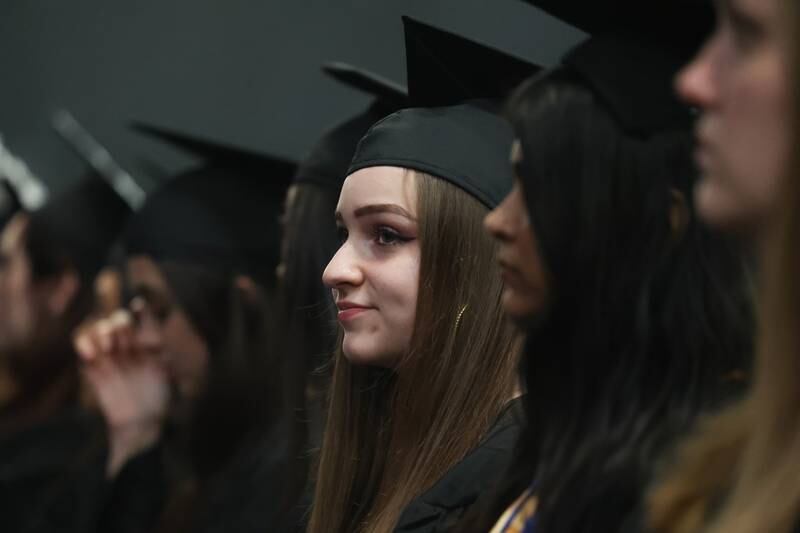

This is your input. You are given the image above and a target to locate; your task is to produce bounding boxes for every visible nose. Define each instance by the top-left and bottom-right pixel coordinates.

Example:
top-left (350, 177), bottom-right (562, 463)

top-left (675, 34), bottom-right (721, 111)
top-left (322, 240), bottom-right (364, 291)
top-left (485, 183), bottom-right (521, 242)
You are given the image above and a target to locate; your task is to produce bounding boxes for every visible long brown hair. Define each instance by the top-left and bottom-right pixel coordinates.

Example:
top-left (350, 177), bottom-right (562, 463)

top-left (307, 170), bottom-right (521, 533)
top-left (648, 1), bottom-right (800, 531)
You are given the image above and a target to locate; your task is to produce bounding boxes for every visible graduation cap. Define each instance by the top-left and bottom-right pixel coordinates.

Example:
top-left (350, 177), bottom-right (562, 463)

top-left (349, 102), bottom-right (514, 209)
top-left (344, 19), bottom-right (536, 209)
top-left (127, 123), bottom-right (296, 286)
top-left (28, 172), bottom-right (132, 280)
top-left (292, 63), bottom-right (408, 191)
top-left (131, 121), bottom-right (298, 179)
top-left (518, 0), bottom-right (714, 135)
top-left (402, 16), bottom-right (543, 107)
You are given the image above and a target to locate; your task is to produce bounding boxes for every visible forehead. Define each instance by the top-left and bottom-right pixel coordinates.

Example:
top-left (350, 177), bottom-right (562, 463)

top-left (338, 166), bottom-right (417, 215)
top-left (126, 255), bottom-right (170, 292)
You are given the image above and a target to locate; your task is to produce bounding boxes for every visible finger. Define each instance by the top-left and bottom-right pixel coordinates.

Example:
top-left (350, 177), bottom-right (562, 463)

top-left (109, 310), bottom-right (135, 355)
top-left (95, 319), bottom-right (114, 354)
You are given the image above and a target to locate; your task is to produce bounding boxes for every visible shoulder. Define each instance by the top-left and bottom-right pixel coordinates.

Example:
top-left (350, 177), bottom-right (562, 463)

top-left (394, 402), bottom-right (523, 533)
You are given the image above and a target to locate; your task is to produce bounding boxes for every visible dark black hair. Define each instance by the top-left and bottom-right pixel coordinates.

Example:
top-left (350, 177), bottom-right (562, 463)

top-left (153, 261), bottom-right (300, 531)
top-left (25, 215), bottom-right (96, 332)
top-left (468, 68), bottom-right (754, 532)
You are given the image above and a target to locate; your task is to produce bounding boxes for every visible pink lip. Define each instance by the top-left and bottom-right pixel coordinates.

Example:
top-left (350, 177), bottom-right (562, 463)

top-left (336, 301), bottom-right (372, 322)
top-left (338, 308), bottom-right (369, 321)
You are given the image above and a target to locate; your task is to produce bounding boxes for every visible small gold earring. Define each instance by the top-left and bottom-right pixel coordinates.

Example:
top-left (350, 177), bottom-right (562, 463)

top-left (454, 304), bottom-right (469, 334)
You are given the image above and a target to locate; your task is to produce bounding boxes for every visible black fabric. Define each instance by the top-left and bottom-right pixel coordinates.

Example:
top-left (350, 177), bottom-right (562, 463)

top-left (520, 0), bottom-right (714, 136)
top-left (0, 407), bottom-right (108, 533)
top-left (29, 173), bottom-right (132, 279)
top-left (561, 37), bottom-right (697, 136)
top-left (348, 102), bottom-right (514, 209)
top-left (321, 62), bottom-right (408, 105)
top-left (293, 101), bottom-right (401, 191)
top-left (97, 429), bottom-right (296, 533)
top-left (131, 122), bottom-right (298, 181)
top-left (402, 16), bottom-right (542, 108)
top-left (123, 164), bottom-right (286, 287)
top-left (293, 63), bottom-right (408, 191)
top-left (394, 400), bottom-right (522, 533)
top-left (522, 0), bottom-right (713, 54)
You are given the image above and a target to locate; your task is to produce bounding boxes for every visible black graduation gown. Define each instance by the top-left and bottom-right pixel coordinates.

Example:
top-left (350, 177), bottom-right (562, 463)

top-left (393, 400), bottom-right (522, 533)
top-left (98, 427), bottom-right (298, 533)
top-left (0, 406), bottom-right (108, 533)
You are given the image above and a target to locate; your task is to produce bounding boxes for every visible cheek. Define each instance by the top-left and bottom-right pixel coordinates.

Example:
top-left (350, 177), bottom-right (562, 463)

top-left (701, 51), bottom-right (790, 228)
top-left (378, 252), bottom-right (420, 329)
top-left (342, 248), bottom-right (420, 366)
top-left (163, 317), bottom-right (210, 377)
top-left (509, 228), bottom-right (548, 318)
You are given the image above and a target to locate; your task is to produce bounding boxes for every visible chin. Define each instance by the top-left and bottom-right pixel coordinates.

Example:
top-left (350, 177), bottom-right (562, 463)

top-left (502, 290), bottom-right (537, 326)
top-left (695, 181), bottom-right (762, 235)
top-left (342, 336), bottom-right (396, 368)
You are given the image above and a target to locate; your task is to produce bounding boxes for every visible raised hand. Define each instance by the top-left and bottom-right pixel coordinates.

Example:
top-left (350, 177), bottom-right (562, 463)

top-left (75, 308), bottom-right (170, 478)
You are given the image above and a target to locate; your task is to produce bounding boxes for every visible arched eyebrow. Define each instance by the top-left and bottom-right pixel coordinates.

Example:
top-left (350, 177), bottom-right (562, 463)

top-left (335, 204), bottom-right (417, 223)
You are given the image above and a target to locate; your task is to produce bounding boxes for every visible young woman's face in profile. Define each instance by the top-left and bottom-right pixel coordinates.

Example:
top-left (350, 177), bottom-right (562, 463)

top-left (677, 0), bottom-right (790, 234)
top-left (323, 166), bottom-right (420, 368)
top-left (484, 143), bottom-right (548, 325)
top-left (126, 256), bottom-right (210, 415)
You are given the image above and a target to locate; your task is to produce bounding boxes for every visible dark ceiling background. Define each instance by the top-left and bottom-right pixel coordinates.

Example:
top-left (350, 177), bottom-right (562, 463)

top-left (0, 0), bottom-right (584, 193)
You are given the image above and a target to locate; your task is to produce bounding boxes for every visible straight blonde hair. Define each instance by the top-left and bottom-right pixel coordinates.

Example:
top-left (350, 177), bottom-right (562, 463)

top-left (648, 1), bottom-right (800, 531)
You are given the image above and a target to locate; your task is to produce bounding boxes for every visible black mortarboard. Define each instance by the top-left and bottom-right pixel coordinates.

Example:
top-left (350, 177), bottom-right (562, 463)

top-left (293, 63), bottom-right (408, 191)
top-left (131, 122), bottom-right (298, 178)
top-left (520, 0), bottom-right (714, 135)
top-left (402, 16), bottom-right (542, 107)
top-left (348, 102), bottom-right (514, 209)
top-left (321, 62), bottom-right (408, 105)
top-left (29, 173), bottom-right (132, 279)
top-left (127, 123), bottom-right (295, 285)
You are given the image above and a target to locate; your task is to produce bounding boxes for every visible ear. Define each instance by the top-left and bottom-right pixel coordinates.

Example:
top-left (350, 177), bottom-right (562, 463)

top-left (46, 269), bottom-right (81, 317)
top-left (669, 188), bottom-right (691, 243)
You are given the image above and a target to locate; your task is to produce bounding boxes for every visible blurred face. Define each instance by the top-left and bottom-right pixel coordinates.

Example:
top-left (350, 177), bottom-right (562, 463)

top-left (322, 167), bottom-right (420, 368)
top-left (126, 256), bottom-right (210, 415)
top-left (485, 142), bottom-right (548, 325)
top-left (0, 214), bottom-right (40, 353)
top-left (677, 0), bottom-right (790, 234)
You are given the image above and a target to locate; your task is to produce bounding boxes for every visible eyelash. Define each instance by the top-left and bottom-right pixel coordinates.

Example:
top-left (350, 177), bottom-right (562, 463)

top-left (335, 225), bottom-right (411, 246)
top-left (374, 225), bottom-right (409, 246)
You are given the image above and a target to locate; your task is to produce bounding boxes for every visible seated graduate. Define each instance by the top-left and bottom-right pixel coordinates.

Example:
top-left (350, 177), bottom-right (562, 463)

top-left (75, 127), bottom-right (304, 533)
top-left (306, 17), bottom-right (547, 533)
top-left (0, 173), bottom-right (131, 532)
top-left (467, 1), bottom-right (756, 531)
top-left (648, 0), bottom-right (799, 531)
top-left (278, 61), bottom-right (407, 453)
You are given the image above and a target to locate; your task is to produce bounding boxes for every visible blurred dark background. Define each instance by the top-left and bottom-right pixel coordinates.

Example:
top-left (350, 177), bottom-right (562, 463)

top-left (0, 0), bottom-right (583, 194)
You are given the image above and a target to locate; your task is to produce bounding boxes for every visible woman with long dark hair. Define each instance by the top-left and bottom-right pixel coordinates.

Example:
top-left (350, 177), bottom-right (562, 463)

top-left (76, 136), bottom-right (302, 533)
top-left (473, 3), bottom-right (756, 530)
